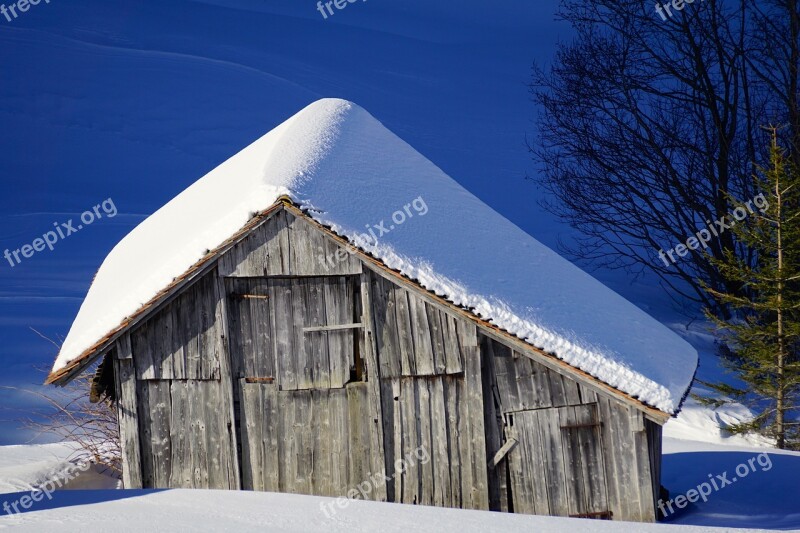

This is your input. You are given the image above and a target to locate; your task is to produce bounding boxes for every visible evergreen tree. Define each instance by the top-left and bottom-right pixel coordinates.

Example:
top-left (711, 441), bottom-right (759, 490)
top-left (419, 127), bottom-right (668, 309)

top-left (702, 128), bottom-right (800, 450)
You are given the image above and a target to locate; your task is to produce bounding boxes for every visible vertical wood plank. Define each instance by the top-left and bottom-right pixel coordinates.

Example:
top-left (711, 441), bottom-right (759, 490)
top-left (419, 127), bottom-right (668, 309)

top-left (426, 305), bottom-right (448, 375)
top-left (114, 335), bottom-right (143, 489)
top-left (360, 272), bottom-right (388, 501)
top-left (442, 311), bottom-right (464, 374)
top-left (324, 276), bottom-right (354, 388)
top-left (369, 273), bottom-right (402, 378)
top-left (458, 320), bottom-right (489, 510)
top-left (408, 294), bottom-right (436, 376)
top-left (393, 288), bottom-right (416, 376)
top-left (271, 278), bottom-right (297, 391)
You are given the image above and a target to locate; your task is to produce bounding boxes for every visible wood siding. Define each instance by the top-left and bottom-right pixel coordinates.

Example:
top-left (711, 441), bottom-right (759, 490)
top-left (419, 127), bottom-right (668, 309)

top-left (226, 276), bottom-right (359, 390)
top-left (368, 269), bottom-right (489, 510)
top-left (238, 382), bottom-right (380, 496)
top-left (219, 209), bottom-right (362, 277)
top-left (124, 271), bottom-right (238, 489)
top-left (481, 335), bottom-right (657, 522)
top-left (112, 205), bottom-right (662, 523)
top-left (131, 273), bottom-right (221, 381)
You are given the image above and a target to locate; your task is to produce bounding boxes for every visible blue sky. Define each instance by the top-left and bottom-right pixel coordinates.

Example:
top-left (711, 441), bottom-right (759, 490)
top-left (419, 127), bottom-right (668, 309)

top-left (0, 0), bottom-right (577, 443)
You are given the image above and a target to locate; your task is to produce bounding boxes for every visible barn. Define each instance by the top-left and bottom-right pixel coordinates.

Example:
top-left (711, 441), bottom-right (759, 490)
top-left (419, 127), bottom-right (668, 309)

top-left (47, 99), bottom-right (698, 522)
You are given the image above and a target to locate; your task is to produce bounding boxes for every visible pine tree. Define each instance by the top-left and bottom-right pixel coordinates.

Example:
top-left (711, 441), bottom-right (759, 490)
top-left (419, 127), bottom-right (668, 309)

top-left (702, 127), bottom-right (800, 450)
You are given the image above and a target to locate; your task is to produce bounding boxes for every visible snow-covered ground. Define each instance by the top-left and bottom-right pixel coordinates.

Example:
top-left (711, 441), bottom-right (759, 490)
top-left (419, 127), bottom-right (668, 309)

top-left (0, 440), bottom-right (791, 533)
top-left (0, 485), bottom-right (779, 533)
top-left (0, 425), bottom-right (798, 531)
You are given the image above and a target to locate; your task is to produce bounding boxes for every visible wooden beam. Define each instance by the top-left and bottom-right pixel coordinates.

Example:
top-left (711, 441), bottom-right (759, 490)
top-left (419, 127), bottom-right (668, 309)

top-left (302, 323), bottom-right (363, 332)
top-left (488, 437), bottom-right (518, 468)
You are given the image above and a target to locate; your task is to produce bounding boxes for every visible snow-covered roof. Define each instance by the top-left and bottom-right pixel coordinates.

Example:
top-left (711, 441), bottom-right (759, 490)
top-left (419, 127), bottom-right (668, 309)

top-left (49, 98), bottom-right (697, 414)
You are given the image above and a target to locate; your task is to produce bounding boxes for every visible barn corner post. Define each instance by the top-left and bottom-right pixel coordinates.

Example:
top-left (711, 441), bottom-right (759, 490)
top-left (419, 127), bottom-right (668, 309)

top-left (214, 266), bottom-right (243, 490)
top-left (113, 332), bottom-right (143, 489)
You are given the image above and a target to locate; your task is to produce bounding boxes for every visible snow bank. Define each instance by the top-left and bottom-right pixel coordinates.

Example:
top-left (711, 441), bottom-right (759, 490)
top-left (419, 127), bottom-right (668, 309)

top-left (0, 444), bottom-right (118, 495)
top-left (0, 486), bottom-right (768, 532)
top-left (52, 98), bottom-right (697, 413)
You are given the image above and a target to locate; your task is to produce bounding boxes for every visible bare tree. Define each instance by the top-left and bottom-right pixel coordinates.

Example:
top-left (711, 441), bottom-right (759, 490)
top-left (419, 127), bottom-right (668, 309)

top-left (6, 329), bottom-right (120, 474)
top-left (5, 367), bottom-right (120, 475)
top-left (530, 0), bottom-right (799, 312)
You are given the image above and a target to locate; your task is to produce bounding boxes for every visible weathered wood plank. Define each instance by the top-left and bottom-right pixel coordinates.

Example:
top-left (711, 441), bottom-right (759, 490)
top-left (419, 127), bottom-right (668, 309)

top-left (492, 341), bottom-right (521, 413)
top-left (415, 377), bottom-right (434, 506)
top-left (380, 378), bottom-right (401, 502)
top-left (559, 406), bottom-right (588, 516)
top-left (399, 378), bottom-right (420, 505)
top-left (408, 295), bottom-right (436, 376)
top-left (291, 279), bottom-right (315, 389)
top-left (323, 276), bottom-right (356, 388)
top-left (457, 320), bottom-right (489, 510)
top-left (329, 387), bottom-right (349, 496)
top-left (631, 407), bottom-right (656, 522)
top-left (540, 406), bottom-right (570, 516)
top-left (369, 273), bottom-right (402, 378)
top-left (427, 305), bottom-right (447, 375)
top-left (442, 311), bottom-right (464, 374)
top-left (443, 376), bottom-right (464, 508)
top-left (271, 278), bottom-right (297, 391)
top-left (597, 396), bottom-right (624, 520)
top-left (359, 272), bottom-right (388, 501)
top-left (393, 287), bottom-right (416, 377)
top-left (168, 379), bottom-right (191, 488)
top-left (429, 376), bottom-right (451, 507)
top-left (478, 334), bottom-right (508, 512)
top-left (113, 335), bottom-right (143, 489)
top-left (573, 404), bottom-right (608, 514)
top-left (505, 420), bottom-right (534, 514)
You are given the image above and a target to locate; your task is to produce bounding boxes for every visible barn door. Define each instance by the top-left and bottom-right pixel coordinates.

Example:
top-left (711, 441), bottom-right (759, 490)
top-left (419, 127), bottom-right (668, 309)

top-left (506, 404), bottom-right (610, 519)
top-left (225, 275), bottom-right (382, 496)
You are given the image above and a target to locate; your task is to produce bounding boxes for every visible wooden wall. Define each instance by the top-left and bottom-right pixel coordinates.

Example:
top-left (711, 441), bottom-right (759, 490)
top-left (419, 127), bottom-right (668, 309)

top-left (112, 205), bottom-right (662, 523)
top-left (368, 271), bottom-right (489, 510)
top-left (481, 336), bottom-right (658, 522)
top-left (115, 270), bottom-right (239, 490)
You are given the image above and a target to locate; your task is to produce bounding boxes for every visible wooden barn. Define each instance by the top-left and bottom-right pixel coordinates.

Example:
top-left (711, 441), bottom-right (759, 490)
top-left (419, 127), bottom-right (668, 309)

top-left (47, 99), bottom-right (697, 523)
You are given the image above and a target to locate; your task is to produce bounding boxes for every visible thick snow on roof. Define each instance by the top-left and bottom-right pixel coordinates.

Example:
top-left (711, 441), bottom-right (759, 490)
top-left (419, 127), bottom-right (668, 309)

top-left (53, 98), bottom-right (697, 413)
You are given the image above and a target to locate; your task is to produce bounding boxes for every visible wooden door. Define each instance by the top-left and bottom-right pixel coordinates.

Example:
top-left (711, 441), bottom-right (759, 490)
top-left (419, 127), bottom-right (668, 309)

top-left (506, 404), bottom-right (611, 518)
top-left (225, 275), bottom-right (382, 495)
